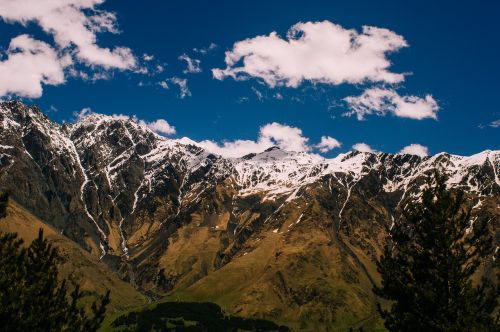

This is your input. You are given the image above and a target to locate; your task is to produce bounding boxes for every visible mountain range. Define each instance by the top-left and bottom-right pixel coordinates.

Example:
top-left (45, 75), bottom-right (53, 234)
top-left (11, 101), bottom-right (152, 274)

top-left (0, 100), bottom-right (498, 331)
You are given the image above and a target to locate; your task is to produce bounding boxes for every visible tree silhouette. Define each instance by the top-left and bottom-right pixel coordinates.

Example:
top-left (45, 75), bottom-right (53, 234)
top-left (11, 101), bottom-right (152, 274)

top-left (0, 192), bottom-right (110, 331)
top-left (0, 191), bottom-right (8, 218)
top-left (375, 172), bottom-right (499, 331)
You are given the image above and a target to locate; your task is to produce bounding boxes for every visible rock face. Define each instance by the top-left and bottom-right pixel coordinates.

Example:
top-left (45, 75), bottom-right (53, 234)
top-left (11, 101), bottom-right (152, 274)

top-left (1, 101), bottom-right (499, 330)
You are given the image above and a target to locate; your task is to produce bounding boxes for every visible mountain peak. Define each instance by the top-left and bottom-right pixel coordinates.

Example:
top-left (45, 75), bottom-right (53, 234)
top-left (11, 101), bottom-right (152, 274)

top-left (0, 102), bottom-right (498, 331)
top-left (1, 100), bottom-right (50, 126)
top-left (264, 146), bottom-right (281, 152)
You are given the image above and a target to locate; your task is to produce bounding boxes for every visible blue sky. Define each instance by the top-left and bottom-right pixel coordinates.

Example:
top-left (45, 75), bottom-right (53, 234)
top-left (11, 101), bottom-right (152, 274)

top-left (0, 0), bottom-right (499, 157)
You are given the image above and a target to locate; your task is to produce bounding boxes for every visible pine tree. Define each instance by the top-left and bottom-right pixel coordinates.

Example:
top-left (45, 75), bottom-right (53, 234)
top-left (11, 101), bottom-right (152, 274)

top-left (0, 191), bottom-right (8, 218)
top-left (375, 172), bottom-right (499, 331)
top-left (0, 192), bottom-right (110, 331)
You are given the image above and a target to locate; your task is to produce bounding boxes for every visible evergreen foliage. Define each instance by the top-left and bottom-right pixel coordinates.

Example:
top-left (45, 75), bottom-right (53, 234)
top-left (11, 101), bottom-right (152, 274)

top-left (375, 172), bottom-right (499, 331)
top-left (110, 301), bottom-right (289, 331)
top-left (0, 191), bottom-right (8, 218)
top-left (0, 192), bottom-right (110, 332)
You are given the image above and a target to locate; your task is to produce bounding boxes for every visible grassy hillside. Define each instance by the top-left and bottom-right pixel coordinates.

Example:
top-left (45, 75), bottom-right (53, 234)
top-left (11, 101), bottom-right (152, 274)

top-left (0, 200), bottom-right (148, 315)
top-left (143, 186), bottom-right (389, 331)
top-left (158, 228), bottom-right (385, 331)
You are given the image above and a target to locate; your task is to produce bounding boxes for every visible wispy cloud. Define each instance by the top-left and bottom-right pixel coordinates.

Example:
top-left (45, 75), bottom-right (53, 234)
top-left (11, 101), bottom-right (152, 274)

top-left (143, 54), bottom-right (155, 62)
top-left (179, 54), bottom-right (202, 74)
top-left (251, 87), bottom-right (264, 101)
top-left (158, 81), bottom-right (169, 90)
top-left (489, 119), bottom-right (500, 128)
top-left (168, 77), bottom-right (191, 98)
top-left (193, 43), bottom-right (218, 55)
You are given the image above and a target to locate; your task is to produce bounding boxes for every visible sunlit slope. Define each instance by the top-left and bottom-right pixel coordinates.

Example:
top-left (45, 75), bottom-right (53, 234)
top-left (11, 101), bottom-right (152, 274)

top-left (0, 200), bottom-right (147, 315)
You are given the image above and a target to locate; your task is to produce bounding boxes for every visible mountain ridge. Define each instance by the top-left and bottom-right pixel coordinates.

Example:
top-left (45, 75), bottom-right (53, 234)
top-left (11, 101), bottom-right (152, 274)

top-left (1, 100), bottom-right (498, 330)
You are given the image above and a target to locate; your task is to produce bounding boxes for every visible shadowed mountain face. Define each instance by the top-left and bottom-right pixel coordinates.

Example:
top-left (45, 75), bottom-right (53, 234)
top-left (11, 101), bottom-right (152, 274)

top-left (1, 101), bottom-right (499, 330)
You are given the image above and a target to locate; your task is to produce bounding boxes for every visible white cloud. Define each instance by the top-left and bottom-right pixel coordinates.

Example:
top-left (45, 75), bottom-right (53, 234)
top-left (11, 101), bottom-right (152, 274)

top-left (489, 119), bottom-right (500, 128)
top-left (143, 54), bottom-right (154, 62)
top-left (68, 68), bottom-right (113, 82)
top-left (315, 136), bottom-right (342, 152)
top-left (344, 88), bottom-right (439, 120)
top-left (158, 81), bottom-right (169, 90)
top-left (399, 143), bottom-right (429, 157)
top-left (157, 77), bottom-right (191, 98)
top-left (156, 65), bottom-right (165, 74)
top-left (251, 86), bottom-right (264, 101)
top-left (195, 139), bottom-right (269, 158)
top-left (0, 0), bottom-right (140, 98)
top-left (169, 77), bottom-right (191, 98)
top-left (236, 96), bottom-right (250, 104)
top-left (191, 123), bottom-right (342, 158)
top-left (138, 119), bottom-right (176, 136)
top-left (0, 35), bottom-right (69, 98)
top-left (75, 107), bottom-right (95, 120)
top-left (179, 54), bottom-right (201, 74)
top-left (260, 122), bottom-right (310, 152)
top-left (193, 43), bottom-right (217, 55)
top-left (213, 20), bottom-right (407, 88)
top-left (352, 143), bottom-right (376, 153)
top-left (0, 0), bottom-right (136, 70)
top-left (194, 122), bottom-right (311, 158)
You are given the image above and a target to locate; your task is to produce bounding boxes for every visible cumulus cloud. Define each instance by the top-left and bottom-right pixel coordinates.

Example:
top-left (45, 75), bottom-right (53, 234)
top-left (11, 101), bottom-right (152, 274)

top-left (213, 20), bottom-right (407, 88)
top-left (0, 0), bottom-right (136, 70)
top-left (315, 136), bottom-right (342, 152)
top-left (191, 123), bottom-right (342, 158)
top-left (259, 122), bottom-right (310, 152)
top-left (195, 139), bottom-right (270, 158)
top-left (0, 35), bottom-right (69, 98)
top-left (344, 88), bottom-right (439, 120)
top-left (179, 54), bottom-right (202, 74)
top-left (194, 122), bottom-right (310, 158)
top-left (169, 77), bottom-right (191, 98)
top-left (352, 143), bottom-right (376, 153)
top-left (0, 0), bottom-right (140, 98)
top-left (138, 119), bottom-right (176, 136)
top-left (399, 143), bottom-right (429, 157)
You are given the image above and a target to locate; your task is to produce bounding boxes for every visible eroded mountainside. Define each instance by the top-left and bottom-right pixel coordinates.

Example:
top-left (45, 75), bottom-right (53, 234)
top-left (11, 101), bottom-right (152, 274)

top-left (0, 200), bottom-right (147, 315)
top-left (1, 101), bottom-right (498, 330)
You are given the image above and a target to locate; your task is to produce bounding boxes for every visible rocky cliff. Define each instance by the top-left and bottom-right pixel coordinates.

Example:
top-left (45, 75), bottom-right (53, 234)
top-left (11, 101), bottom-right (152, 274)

top-left (1, 101), bottom-right (498, 330)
